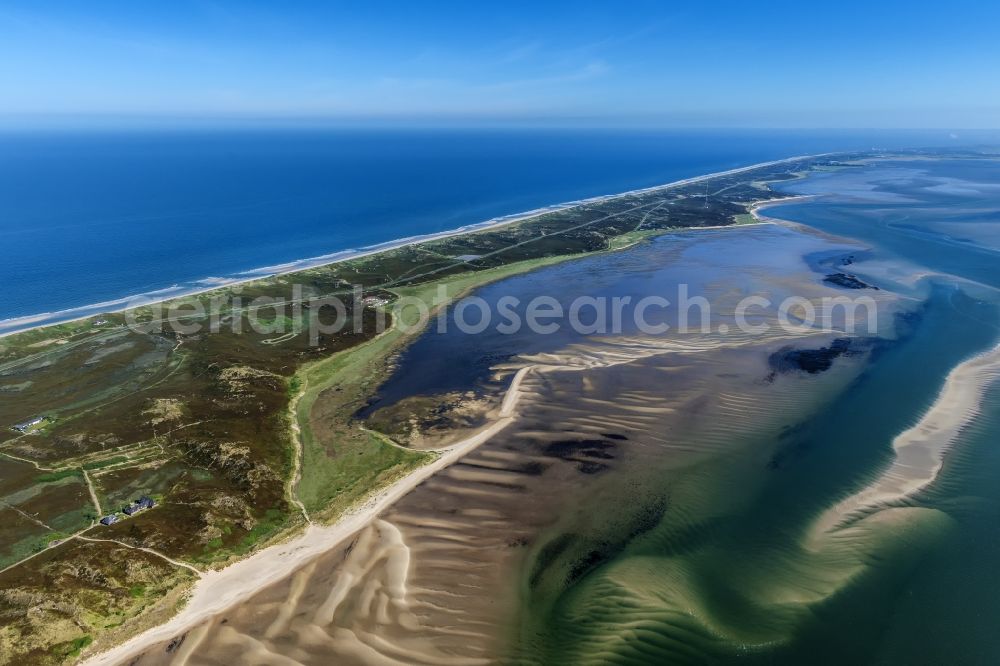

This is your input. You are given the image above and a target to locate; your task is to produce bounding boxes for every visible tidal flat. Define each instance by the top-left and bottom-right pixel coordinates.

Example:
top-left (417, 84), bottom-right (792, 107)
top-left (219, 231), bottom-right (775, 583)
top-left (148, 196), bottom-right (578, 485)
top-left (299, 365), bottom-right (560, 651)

top-left (6, 152), bottom-right (999, 665)
top-left (126, 218), bottom-right (911, 664)
top-left (118, 157), bottom-right (1000, 666)
top-left (5, 153), bottom-right (847, 664)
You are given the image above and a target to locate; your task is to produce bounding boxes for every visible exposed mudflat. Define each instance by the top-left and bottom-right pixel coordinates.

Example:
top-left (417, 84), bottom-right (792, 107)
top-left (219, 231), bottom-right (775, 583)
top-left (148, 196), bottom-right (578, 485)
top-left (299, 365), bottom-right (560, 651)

top-left (118, 221), bottom-right (902, 665)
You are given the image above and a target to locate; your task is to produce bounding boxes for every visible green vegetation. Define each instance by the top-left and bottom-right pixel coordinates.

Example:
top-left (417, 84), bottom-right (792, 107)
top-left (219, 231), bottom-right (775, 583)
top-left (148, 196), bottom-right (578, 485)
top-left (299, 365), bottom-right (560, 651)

top-left (0, 532), bottom-right (67, 570)
top-left (195, 508), bottom-right (289, 563)
top-left (293, 334), bottom-right (430, 515)
top-left (35, 468), bottom-right (82, 483)
top-left (0, 538), bottom-right (196, 665)
top-left (295, 254), bottom-right (584, 518)
top-left (0, 152), bottom-right (860, 664)
top-left (53, 635), bottom-right (92, 659)
top-left (604, 228), bottom-right (662, 250)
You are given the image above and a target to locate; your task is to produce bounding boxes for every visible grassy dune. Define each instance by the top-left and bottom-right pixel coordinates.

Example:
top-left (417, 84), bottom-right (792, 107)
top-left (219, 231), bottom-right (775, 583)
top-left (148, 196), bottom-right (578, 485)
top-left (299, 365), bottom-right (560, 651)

top-left (294, 253), bottom-right (588, 519)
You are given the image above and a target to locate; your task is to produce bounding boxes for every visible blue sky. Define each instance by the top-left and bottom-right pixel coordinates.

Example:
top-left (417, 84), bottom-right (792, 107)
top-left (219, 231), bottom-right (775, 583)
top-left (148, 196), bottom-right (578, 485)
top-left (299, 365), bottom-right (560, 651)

top-left (1, 0), bottom-right (998, 128)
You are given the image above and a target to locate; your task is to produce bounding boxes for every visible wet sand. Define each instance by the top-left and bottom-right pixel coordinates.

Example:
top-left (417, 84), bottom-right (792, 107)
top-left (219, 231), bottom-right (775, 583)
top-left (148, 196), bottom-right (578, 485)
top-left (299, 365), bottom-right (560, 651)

top-left (811, 341), bottom-right (1000, 536)
top-left (96, 222), bottom-right (896, 665)
top-left (120, 333), bottom-right (863, 665)
top-left (82, 416), bottom-right (520, 666)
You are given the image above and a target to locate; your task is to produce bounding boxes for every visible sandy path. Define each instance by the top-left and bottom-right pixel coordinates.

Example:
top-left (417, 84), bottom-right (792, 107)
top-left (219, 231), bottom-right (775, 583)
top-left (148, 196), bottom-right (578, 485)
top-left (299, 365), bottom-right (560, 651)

top-left (83, 469), bottom-right (103, 517)
top-left (285, 378), bottom-right (312, 525)
top-left (73, 535), bottom-right (204, 577)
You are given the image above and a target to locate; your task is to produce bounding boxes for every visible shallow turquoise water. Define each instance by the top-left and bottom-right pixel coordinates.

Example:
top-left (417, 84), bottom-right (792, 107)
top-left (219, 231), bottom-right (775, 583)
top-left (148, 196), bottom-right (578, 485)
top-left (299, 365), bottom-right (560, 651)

top-left (514, 158), bottom-right (1000, 664)
top-left (773, 159), bottom-right (1000, 291)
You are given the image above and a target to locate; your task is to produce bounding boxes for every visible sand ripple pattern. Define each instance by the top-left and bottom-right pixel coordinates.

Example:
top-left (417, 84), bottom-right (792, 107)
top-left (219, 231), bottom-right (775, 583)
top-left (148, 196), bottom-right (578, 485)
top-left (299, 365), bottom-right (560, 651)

top-left (133, 330), bottom-right (837, 665)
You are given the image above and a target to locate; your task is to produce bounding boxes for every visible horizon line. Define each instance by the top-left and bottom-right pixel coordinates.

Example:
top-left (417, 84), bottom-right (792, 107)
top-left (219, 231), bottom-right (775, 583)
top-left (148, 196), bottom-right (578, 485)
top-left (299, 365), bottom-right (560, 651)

top-left (1, 115), bottom-right (999, 133)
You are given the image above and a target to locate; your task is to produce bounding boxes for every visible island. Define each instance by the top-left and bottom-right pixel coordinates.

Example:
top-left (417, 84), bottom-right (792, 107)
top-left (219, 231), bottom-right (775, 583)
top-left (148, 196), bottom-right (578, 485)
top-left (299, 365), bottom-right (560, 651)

top-left (0, 149), bottom-right (975, 664)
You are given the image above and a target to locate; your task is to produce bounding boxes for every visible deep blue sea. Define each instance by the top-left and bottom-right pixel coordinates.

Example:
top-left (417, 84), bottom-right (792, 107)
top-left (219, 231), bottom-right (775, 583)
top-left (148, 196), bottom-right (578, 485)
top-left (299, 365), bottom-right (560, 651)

top-left (1, 128), bottom-right (995, 332)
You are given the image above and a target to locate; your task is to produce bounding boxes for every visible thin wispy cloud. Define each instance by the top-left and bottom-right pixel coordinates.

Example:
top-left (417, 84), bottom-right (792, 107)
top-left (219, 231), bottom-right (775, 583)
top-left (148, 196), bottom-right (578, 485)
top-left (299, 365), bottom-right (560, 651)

top-left (497, 40), bottom-right (543, 64)
top-left (480, 60), bottom-right (612, 91)
top-left (1, 1), bottom-right (998, 127)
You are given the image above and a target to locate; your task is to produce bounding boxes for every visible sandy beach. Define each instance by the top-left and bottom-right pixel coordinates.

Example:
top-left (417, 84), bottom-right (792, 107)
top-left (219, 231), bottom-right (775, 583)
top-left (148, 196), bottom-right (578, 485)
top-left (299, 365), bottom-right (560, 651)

top-left (749, 194), bottom-right (815, 221)
top-left (80, 218), bottom-right (858, 664)
top-left (1, 152), bottom-right (830, 339)
top-left (82, 398), bottom-right (524, 665)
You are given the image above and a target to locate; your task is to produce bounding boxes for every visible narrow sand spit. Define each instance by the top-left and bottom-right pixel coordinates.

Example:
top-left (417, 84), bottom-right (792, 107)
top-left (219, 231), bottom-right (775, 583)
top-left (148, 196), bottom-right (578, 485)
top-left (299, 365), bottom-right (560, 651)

top-left (749, 195), bottom-right (815, 222)
top-left (811, 342), bottom-right (1000, 537)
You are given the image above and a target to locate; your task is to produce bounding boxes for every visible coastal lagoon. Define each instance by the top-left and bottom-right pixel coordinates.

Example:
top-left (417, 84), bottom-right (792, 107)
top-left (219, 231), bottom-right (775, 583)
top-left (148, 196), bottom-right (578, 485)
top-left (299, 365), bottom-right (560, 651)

top-left (103, 157), bottom-right (1000, 665)
top-left (358, 222), bottom-right (888, 447)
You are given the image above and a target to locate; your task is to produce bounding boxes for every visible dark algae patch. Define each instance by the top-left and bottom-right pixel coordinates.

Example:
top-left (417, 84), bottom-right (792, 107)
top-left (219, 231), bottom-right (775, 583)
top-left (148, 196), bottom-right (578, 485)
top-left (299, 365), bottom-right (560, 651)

top-left (769, 338), bottom-right (873, 375)
top-left (824, 272), bottom-right (879, 290)
top-left (540, 438), bottom-right (617, 474)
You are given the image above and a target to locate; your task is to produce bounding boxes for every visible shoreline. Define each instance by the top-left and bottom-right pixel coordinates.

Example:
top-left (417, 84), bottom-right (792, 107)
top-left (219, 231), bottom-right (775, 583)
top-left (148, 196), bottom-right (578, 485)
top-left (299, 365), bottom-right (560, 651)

top-left (81, 374), bottom-right (528, 666)
top-left (71, 154), bottom-right (834, 664)
top-left (81, 327), bottom-right (815, 665)
top-left (1, 152), bottom-right (834, 340)
top-left (749, 194), bottom-right (817, 221)
top-left (72, 150), bottom-right (1000, 665)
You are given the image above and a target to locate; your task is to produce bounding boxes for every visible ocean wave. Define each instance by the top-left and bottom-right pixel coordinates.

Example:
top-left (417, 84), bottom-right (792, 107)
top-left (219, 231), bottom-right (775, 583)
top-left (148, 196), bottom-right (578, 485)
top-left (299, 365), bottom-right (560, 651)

top-left (2, 153), bottom-right (825, 338)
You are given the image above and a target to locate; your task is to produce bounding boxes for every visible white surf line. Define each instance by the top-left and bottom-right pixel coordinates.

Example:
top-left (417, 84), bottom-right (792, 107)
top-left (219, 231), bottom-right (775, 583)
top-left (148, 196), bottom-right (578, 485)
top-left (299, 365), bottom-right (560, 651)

top-left (812, 342), bottom-right (1000, 536)
top-left (2, 152), bottom-right (836, 340)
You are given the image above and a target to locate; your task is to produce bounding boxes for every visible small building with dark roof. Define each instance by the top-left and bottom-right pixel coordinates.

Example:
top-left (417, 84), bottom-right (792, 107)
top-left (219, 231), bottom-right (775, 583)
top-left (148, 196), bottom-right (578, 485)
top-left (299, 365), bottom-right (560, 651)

top-left (122, 496), bottom-right (156, 516)
top-left (11, 416), bottom-right (46, 434)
